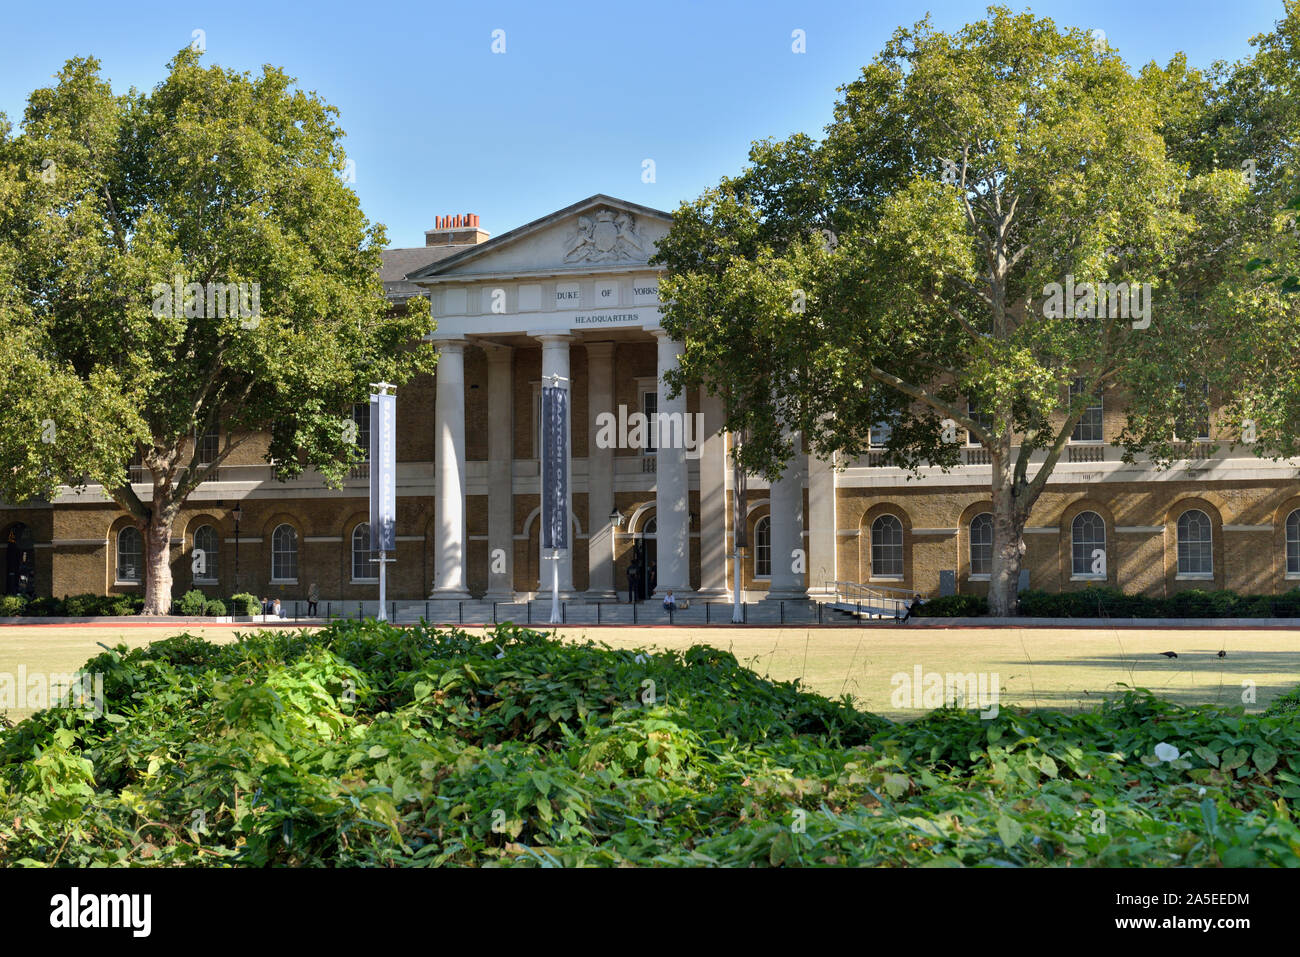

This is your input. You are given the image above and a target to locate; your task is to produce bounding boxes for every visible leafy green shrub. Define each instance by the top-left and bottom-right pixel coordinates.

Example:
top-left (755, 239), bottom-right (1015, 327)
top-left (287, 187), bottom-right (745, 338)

top-left (204, 599), bottom-right (227, 617)
top-left (62, 594), bottom-right (102, 617)
top-left (1265, 684), bottom-right (1300, 717)
top-left (913, 594), bottom-right (987, 617)
top-left (229, 593), bottom-right (260, 616)
top-left (104, 595), bottom-right (142, 616)
top-left (175, 589), bottom-right (208, 616)
top-left (24, 596), bottom-right (63, 617)
top-left (1170, 589), bottom-right (1218, 618)
top-left (1, 620), bottom-right (1298, 867)
top-left (974, 586), bottom-right (1300, 619)
top-left (0, 594), bottom-right (28, 616)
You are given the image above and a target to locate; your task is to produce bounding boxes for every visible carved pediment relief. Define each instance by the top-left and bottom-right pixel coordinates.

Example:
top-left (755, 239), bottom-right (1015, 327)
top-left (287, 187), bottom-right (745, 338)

top-left (562, 207), bottom-right (648, 263)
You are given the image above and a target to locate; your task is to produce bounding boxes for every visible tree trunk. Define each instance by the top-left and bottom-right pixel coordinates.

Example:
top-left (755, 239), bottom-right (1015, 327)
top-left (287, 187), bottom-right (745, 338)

top-left (141, 511), bottom-right (175, 615)
top-left (988, 448), bottom-right (1028, 617)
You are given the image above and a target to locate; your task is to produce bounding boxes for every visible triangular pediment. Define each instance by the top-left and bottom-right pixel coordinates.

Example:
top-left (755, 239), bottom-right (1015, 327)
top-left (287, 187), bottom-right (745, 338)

top-left (406, 195), bottom-right (672, 282)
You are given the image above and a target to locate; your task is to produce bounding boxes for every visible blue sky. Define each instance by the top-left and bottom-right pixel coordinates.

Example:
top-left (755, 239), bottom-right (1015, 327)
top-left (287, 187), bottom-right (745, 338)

top-left (0, 0), bottom-right (1289, 248)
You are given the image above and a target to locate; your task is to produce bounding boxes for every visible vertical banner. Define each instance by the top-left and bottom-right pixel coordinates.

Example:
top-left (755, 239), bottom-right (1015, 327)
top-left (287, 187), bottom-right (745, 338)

top-left (369, 392), bottom-right (397, 552)
top-left (541, 385), bottom-right (568, 550)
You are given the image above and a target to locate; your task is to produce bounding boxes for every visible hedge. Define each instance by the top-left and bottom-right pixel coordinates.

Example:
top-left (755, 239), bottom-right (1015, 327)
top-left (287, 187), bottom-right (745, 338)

top-left (915, 586), bottom-right (1300, 618)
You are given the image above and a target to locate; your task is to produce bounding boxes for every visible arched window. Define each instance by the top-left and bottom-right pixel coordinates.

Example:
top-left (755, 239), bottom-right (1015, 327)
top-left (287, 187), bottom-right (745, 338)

top-left (271, 524), bottom-right (298, 582)
top-left (969, 513), bottom-right (993, 577)
top-left (1071, 512), bottom-right (1106, 577)
top-left (753, 515), bottom-right (771, 578)
top-left (1177, 509), bottom-right (1213, 576)
top-left (871, 514), bottom-right (904, 578)
top-left (116, 526), bottom-right (143, 583)
top-left (644, 516), bottom-right (657, 535)
top-left (352, 523), bottom-right (376, 581)
top-left (192, 524), bottom-right (219, 582)
top-left (1286, 510), bottom-right (1300, 576)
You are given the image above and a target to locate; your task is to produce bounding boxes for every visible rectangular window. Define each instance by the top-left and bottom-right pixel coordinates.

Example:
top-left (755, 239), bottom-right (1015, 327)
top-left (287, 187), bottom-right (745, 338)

top-left (966, 404), bottom-right (993, 447)
top-left (197, 429), bottom-right (220, 466)
top-left (641, 388), bottom-right (658, 454)
top-left (352, 402), bottom-right (371, 461)
top-left (870, 422), bottom-right (893, 448)
top-left (1175, 380), bottom-right (1210, 441)
top-left (1070, 379), bottom-right (1103, 442)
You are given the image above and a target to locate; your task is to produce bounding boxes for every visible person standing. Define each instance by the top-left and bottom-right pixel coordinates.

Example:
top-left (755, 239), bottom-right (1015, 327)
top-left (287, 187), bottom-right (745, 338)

top-left (627, 561), bottom-right (640, 603)
top-left (307, 582), bottom-right (320, 616)
top-left (648, 561), bottom-right (657, 597)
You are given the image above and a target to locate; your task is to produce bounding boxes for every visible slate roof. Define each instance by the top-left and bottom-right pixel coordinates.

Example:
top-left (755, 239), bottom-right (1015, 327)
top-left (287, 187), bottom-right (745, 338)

top-left (380, 246), bottom-right (465, 300)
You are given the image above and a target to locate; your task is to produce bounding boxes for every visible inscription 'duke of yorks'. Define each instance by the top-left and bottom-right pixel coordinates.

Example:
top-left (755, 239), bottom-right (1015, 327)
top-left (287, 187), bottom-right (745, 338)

top-left (563, 207), bottom-right (646, 263)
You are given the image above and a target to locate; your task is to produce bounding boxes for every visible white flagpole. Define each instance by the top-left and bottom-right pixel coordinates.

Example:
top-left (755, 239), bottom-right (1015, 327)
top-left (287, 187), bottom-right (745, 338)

top-left (377, 549), bottom-right (387, 621)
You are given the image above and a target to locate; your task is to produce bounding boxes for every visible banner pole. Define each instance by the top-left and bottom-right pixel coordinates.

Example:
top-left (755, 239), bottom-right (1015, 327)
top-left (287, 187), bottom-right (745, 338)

top-left (377, 549), bottom-right (387, 621)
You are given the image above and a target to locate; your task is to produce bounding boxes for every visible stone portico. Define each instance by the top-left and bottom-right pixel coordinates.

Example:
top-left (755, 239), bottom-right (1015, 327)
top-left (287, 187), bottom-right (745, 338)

top-left (408, 194), bottom-right (811, 603)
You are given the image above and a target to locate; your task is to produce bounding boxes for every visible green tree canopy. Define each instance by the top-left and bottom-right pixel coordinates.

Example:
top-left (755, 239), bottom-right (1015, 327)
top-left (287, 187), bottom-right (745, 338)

top-left (654, 6), bottom-right (1298, 615)
top-left (0, 51), bottom-right (433, 613)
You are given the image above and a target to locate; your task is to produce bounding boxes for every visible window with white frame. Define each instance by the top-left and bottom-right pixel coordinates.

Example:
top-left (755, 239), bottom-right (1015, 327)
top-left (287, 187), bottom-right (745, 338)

top-left (871, 514), bottom-right (904, 578)
top-left (966, 404), bottom-right (993, 447)
top-left (197, 429), bottom-right (220, 467)
top-left (1070, 379), bottom-right (1103, 442)
top-left (969, 512), bottom-right (993, 577)
top-left (271, 524), bottom-right (299, 582)
top-left (192, 524), bottom-right (219, 583)
top-left (1287, 510), bottom-right (1300, 576)
top-left (116, 526), bottom-right (143, 583)
top-left (753, 515), bottom-right (771, 578)
top-left (1071, 511), bottom-right (1106, 577)
top-left (870, 421), bottom-right (893, 448)
top-left (1177, 509), bottom-right (1213, 576)
top-left (352, 523), bottom-right (376, 582)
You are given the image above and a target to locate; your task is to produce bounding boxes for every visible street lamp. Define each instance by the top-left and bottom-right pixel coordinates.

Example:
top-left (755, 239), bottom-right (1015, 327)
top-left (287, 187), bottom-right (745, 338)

top-left (232, 502), bottom-right (242, 591)
top-left (609, 508), bottom-right (623, 601)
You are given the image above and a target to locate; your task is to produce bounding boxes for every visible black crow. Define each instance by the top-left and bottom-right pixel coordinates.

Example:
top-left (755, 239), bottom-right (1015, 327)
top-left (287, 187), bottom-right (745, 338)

top-left (1159, 651), bottom-right (1178, 658)
top-left (1217, 650), bottom-right (1226, 658)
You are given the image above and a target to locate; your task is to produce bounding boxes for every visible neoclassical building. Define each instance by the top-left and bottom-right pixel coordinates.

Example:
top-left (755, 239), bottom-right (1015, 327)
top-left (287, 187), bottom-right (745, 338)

top-left (5, 194), bottom-right (1300, 607)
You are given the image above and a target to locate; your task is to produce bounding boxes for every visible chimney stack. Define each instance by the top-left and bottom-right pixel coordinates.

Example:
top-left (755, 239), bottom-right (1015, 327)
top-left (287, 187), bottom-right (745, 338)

top-left (425, 211), bottom-right (490, 247)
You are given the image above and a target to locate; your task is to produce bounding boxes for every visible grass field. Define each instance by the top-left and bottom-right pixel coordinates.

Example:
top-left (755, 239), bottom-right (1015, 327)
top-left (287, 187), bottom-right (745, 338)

top-left (1, 622), bottom-right (1297, 722)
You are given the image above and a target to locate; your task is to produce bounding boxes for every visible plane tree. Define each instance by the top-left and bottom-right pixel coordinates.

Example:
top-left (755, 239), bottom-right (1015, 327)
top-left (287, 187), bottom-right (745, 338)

top-left (0, 51), bottom-right (432, 613)
top-left (654, 7), bottom-right (1292, 615)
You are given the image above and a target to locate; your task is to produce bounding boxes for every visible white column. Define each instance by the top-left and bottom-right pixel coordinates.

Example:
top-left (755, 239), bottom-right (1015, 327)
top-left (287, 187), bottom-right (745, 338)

top-left (431, 339), bottom-right (471, 598)
top-left (653, 330), bottom-right (692, 597)
top-left (538, 334), bottom-right (575, 595)
top-left (585, 341), bottom-right (617, 599)
top-left (807, 450), bottom-right (837, 598)
top-left (484, 344), bottom-right (514, 601)
top-left (764, 429), bottom-right (808, 600)
top-left (696, 387), bottom-right (729, 598)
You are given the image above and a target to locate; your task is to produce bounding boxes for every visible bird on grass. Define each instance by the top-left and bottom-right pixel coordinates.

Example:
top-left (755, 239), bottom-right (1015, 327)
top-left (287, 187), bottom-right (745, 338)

top-left (1217, 650), bottom-right (1226, 658)
top-left (1159, 651), bottom-right (1178, 659)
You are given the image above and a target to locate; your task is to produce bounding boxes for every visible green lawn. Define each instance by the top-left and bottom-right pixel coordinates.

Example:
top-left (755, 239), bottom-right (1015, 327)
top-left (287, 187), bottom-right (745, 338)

top-left (2, 622), bottom-right (1296, 722)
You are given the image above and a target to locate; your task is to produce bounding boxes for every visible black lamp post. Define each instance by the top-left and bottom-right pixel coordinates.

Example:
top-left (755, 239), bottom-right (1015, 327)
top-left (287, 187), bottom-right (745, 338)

top-left (232, 502), bottom-right (242, 591)
top-left (609, 508), bottom-right (623, 600)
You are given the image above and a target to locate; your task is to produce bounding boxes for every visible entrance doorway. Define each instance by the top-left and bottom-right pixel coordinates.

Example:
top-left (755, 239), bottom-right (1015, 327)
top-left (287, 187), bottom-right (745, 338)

top-left (634, 516), bottom-right (657, 600)
top-left (4, 523), bottom-right (35, 597)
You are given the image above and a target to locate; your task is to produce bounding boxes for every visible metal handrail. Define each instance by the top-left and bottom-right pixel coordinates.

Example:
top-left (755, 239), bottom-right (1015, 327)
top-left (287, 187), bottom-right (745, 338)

top-left (824, 580), bottom-right (915, 619)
